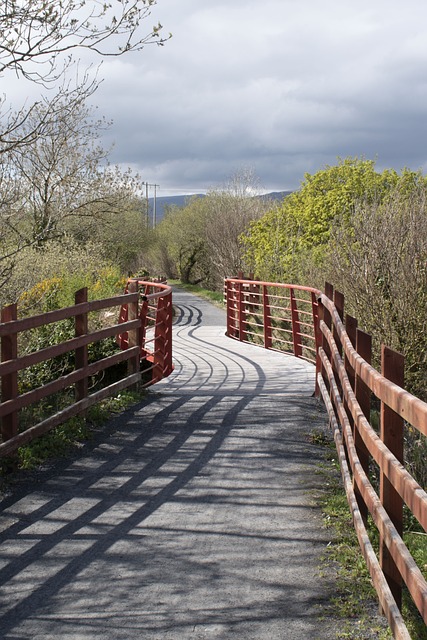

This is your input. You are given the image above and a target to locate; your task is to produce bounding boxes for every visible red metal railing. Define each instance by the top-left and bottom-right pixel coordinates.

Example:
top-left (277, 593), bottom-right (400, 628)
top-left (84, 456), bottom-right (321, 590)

top-left (0, 279), bottom-right (172, 458)
top-left (225, 277), bottom-right (427, 639)
top-left (117, 278), bottom-right (173, 383)
top-left (225, 277), bottom-right (322, 384)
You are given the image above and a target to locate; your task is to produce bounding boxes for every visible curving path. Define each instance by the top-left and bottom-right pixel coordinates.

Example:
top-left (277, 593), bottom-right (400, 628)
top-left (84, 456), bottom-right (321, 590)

top-left (0, 287), bottom-right (338, 639)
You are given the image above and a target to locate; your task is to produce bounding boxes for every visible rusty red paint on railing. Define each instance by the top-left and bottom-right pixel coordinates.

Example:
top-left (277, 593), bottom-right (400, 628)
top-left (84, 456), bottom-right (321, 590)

top-left (0, 279), bottom-right (173, 459)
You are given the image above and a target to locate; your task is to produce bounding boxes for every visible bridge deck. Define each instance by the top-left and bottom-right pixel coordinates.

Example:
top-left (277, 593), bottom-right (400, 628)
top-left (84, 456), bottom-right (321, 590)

top-left (0, 288), bottom-right (338, 639)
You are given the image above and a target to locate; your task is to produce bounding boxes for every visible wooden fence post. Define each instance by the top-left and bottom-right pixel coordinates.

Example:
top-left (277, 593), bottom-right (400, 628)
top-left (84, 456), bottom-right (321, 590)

top-left (345, 314), bottom-right (357, 394)
top-left (75, 288), bottom-right (88, 404)
top-left (322, 283), bottom-right (333, 391)
top-left (225, 280), bottom-right (232, 337)
top-left (153, 296), bottom-right (166, 383)
top-left (1, 304), bottom-right (18, 445)
top-left (313, 293), bottom-right (322, 398)
top-left (333, 290), bottom-right (345, 356)
top-left (380, 345), bottom-right (404, 611)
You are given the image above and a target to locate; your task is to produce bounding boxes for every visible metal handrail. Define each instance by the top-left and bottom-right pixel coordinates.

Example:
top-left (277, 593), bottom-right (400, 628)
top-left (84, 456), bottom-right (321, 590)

top-left (0, 279), bottom-right (173, 458)
top-left (224, 276), bottom-right (427, 638)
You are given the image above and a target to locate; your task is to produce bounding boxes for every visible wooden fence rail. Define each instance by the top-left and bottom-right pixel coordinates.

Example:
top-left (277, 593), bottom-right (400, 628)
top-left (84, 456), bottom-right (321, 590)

top-left (0, 279), bottom-right (173, 459)
top-left (225, 276), bottom-right (427, 639)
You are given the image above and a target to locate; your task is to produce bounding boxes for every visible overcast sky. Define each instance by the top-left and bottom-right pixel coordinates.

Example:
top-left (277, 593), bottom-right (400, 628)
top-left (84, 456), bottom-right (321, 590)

top-left (30, 1), bottom-right (427, 195)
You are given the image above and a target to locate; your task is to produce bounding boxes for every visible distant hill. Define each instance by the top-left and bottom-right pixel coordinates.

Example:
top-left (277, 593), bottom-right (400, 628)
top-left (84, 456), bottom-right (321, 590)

top-left (148, 191), bottom-right (292, 226)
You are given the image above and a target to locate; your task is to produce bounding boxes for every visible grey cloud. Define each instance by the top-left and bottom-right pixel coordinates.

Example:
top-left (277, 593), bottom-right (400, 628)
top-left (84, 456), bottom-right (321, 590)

top-left (92, 0), bottom-right (427, 193)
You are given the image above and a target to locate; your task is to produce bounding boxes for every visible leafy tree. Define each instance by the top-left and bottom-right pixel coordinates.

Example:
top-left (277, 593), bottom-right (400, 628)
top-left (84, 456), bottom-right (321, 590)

top-left (242, 158), bottom-right (401, 283)
top-left (149, 197), bottom-right (210, 284)
top-left (148, 169), bottom-right (271, 289)
top-left (92, 196), bottom-right (153, 272)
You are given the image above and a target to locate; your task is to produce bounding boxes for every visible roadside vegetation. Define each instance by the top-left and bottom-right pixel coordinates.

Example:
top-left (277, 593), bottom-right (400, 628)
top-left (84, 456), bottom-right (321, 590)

top-left (1, 4), bottom-right (426, 631)
top-left (314, 428), bottom-right (427, 639)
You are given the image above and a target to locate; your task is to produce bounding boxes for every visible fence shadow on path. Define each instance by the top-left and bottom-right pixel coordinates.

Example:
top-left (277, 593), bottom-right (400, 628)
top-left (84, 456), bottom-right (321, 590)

top-left (0, 289), bottom-right (337, 640)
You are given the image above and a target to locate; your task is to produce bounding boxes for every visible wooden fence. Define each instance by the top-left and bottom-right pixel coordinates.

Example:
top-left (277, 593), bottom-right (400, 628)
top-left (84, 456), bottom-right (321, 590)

top-left (0, 278), bottom-right (173, 459)
top-left (225, 276), bottom-right (427, 639)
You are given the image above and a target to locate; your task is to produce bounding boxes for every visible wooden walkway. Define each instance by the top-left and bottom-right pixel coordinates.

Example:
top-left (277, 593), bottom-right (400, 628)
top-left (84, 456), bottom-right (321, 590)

top-left (0, 288), bottom-right (338, 639)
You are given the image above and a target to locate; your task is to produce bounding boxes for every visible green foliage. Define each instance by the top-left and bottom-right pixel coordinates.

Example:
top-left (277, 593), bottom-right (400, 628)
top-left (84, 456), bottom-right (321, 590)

top-left (242, 157), bottom-right (404, 284)
top-left (11, 256), bottom-right (126, 397)
top-left (148, 196), bottom-right (210, 284)
top-left (1, 238), bottom-right (126, 309)
top-left (326, 181), bottom-right (427, 400)
top-left (18, 417), bottom-right (90, 470)
top-left (148, 170), bottom-right (271, 290)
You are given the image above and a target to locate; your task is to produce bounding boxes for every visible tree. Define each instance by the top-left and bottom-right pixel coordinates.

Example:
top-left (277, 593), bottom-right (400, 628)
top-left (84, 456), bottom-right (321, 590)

top-left (242, 158), bottom-right (402, 284)
top-left (204, 168), bottom-right (272, 288)
top-left (149, 197), bottom-right (210, 284)
top-left (0, 0), bottom-right (169, 285)
top-left (148, 170), bottom-right (271, 289)
top-left (326, 179), bottom-right (427, 399)
top-left (0, 0), bottom-right (169, 84)
top-left (0, 1), bottom-right (170, 154)
top-left (0, 94), bottom-right (145, 286)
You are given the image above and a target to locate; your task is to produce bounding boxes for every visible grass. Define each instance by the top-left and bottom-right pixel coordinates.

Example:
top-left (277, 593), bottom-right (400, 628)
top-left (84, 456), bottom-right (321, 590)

top-left (0, 388), bottom-right (146, 482)
top-left (312, 427), bottom-right (427, 639)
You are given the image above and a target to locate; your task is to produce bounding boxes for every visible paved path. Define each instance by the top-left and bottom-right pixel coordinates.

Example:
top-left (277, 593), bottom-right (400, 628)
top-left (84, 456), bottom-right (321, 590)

top-left (0, 288), bottom-right (337, 639)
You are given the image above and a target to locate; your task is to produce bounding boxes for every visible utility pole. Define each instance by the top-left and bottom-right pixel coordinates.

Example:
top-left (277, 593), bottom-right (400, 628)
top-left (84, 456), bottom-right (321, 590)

top-left (143, 182), bottom-right (160, 228)
top-left (141, 182), bottom-right (150, 227)
top-left (153, 183), bottom-right (159, 228)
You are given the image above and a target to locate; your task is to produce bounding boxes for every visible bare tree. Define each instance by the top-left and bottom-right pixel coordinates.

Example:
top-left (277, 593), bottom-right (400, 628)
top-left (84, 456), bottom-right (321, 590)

top-left (327, 184), bottom-right (427, 399)
top-left (0, 93), bottom-right (143, 287)
top-left (0, 0), bottom-right (169, 83)
top-left (204, 168), bottom-right (272, 287)
top-left (0, 0), bottom-right (170, 153)
top-left (0, 0), bottom-right (169, 285)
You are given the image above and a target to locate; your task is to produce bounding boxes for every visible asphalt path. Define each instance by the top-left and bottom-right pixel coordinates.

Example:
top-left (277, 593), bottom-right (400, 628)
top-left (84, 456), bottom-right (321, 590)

top-left (0, 287), bottom-right (338, 639)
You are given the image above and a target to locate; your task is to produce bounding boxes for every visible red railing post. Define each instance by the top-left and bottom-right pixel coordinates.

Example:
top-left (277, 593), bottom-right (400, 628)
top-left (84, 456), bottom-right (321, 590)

top-left (163, 290), bottom-right (173, 377)
top-left (225, 279), bottom-right (233, 337)
top-left (380, 345), bottom-right (404, 611)
top-left (312, 292), bottom-right (322, 398)
top-left (139, 295), bottom-right (149, 361)
top-left (354, 327), bottom-right (372, 525)
top-left (237, 281), bottom-right (247, 342)
top-left (75, 288), bottom-right (88, 404)
top-left (153, 296), bottom-right (167, 382)
top-left (333, 289), bottom-right (345, 355)
top-left (290, 288), bottom-right (302, 357)
top-left (263, 285), bottom-right (272, 348)
top-left (157, 295), bottom-right (172, 379)
top-left (1, 304), bottom-right (18, 445)
top-left (147, 287), bottom-right (173, 382)
top-left (126, 280), bottom-right (140, 381)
